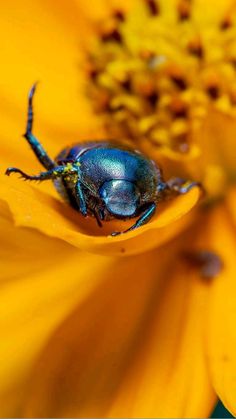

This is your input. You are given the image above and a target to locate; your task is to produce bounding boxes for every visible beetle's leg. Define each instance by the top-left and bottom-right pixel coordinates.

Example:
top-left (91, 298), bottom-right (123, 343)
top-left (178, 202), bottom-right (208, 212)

top-left (75, 181), bottom-right (87, 216)
top-left (93, 210), bottom-right (103, 227)
top-left (90, 207), bottom-right (104, 227)
top-left (165, 178), bottom-right (200, 194)
top-left (23, 83), bottom-right (55, 170)
top-left (5, 165), bottom-right (67, 181)
top-left (98, 208), bottom-right (105, 221)
top-left (111, 202), bottom-right (156, 236)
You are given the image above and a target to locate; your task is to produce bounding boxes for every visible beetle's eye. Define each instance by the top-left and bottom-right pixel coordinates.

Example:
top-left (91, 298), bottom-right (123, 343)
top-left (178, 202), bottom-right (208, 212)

top-left (100, 180), bottom-right (140, 217)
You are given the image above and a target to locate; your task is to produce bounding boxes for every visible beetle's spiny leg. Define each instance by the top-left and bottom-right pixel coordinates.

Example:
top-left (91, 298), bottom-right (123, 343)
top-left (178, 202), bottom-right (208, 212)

top-left (5, 165), bottom-right (70, 182)
top-left (5, 167), bottom-right (32, 179)
top-left (111, 202), bottom-right (156, 236)
top-left (98, 208), bottom-right (105, 221)
top-left (5, 167), bottom-right (53, 181)
top-left (23, 83), bottom-right (55, 170)
top-left (93, 210), bottom-right (103, 227)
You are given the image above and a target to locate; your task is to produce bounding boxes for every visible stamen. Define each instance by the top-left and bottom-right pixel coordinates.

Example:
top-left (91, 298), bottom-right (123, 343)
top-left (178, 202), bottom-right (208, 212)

top-left (171, 75), bottom-right (187, 91)
top-left (120, 78), bottom-right (132, 92)
top-left (187, 41), bottom-right (204, 58)
top-left (89, 68), bottom-right (99, 81)
top-left (220, 18), bottom-right (232, 30)
top-left (177, 0), bottom-right (191, 21)
top-left (206, 85), bottom-right (220, 100)
top-left (86, 0), bottom-right (236, 159)
top-left (147, 91), bottom-right (159, 107)
top-left (146, 0), bottom-right (159, 16)
top-left (101, 28), bottom-right (122, 43)
top-left (113, 10), bottom-right (125, 22)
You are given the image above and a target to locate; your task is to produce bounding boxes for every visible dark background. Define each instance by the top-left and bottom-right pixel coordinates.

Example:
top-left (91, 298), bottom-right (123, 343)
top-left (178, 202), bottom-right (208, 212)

top-left (211, 401), bottom-right (234, 418)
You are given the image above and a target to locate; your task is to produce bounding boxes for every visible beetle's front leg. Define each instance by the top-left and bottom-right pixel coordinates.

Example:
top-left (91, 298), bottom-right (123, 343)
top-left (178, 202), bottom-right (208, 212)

top-left (111, 202), bottom-right (156, 236)
top-left (5, 165), bottom-right (69, 181)
top-left (166, 177), bottom-right (200, 194)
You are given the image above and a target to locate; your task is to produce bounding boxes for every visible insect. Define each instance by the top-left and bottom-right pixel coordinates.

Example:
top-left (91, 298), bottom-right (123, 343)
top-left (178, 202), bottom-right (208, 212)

top-left (5, 84), bottom-right (198, 236)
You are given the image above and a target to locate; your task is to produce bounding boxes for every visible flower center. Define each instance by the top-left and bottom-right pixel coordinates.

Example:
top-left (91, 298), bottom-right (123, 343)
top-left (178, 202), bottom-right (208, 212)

top-left (86, 0), bottom-right (236, 158)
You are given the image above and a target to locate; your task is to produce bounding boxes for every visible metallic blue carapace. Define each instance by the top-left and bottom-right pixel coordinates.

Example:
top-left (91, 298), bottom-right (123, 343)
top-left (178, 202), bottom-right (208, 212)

top-left (5, 84), bottom-right (198, 235)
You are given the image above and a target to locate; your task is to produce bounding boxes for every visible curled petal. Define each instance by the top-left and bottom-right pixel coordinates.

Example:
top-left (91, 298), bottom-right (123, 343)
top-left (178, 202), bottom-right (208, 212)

top-left (0, 174), bottom-right (200, 256)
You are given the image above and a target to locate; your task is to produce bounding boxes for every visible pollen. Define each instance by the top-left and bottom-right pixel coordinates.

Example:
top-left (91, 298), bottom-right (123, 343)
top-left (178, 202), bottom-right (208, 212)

top-left (86, 0), bottom-right (236, 156)
top-left (64, 163), bottom-right (73, 172)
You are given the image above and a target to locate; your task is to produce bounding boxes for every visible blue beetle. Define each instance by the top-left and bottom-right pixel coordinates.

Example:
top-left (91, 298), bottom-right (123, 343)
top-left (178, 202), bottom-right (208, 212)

top-left (5, 84), bottom-right (197, 235)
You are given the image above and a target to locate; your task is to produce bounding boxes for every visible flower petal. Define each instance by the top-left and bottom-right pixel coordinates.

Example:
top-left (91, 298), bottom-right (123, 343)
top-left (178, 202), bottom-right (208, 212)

top-left (193, 109), bottom-right (236, 184)
top-left (207, 190), bottom-right (236, 416)
top-left (0, 199), bottom-right (111, 416)
top-left (226, 187), bottom-right (236, 226)
top-left (23, 223), bottom-right (216, 418)
top-left (0, 0), bottom-right (103, 166)
top-left (1, 174), bottom-right (200, 256)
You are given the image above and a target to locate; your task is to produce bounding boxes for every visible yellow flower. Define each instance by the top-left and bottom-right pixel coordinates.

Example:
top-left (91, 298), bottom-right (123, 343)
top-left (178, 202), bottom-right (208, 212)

top-left (0, 0), bottom-right (236, 417)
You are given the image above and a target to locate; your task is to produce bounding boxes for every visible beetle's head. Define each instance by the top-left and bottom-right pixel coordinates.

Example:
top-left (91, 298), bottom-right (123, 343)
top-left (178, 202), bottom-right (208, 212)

top-left (100, 180), bottom-right (140, 218)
